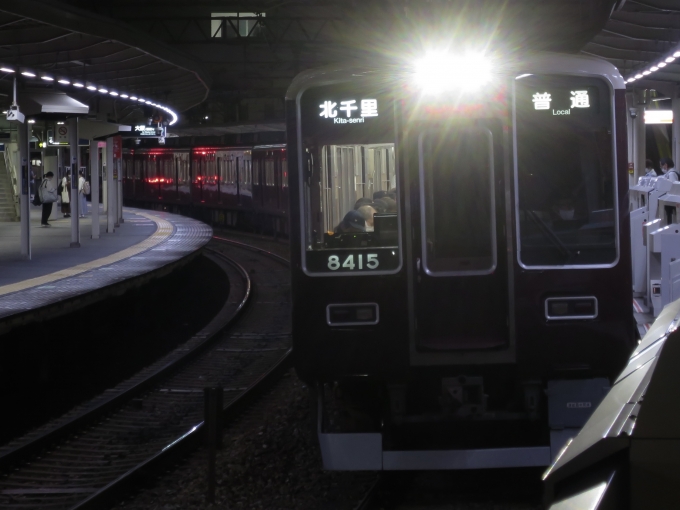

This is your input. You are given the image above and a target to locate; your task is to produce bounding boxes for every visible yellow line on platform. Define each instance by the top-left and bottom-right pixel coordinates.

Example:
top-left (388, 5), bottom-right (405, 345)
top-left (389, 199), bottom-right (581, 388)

top-left (0, 211), bottom-right (174, 297)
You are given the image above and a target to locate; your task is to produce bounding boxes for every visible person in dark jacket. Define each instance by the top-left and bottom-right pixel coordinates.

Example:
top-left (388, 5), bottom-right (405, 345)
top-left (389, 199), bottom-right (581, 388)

top-left (39, 171), bottom-right (58, 227)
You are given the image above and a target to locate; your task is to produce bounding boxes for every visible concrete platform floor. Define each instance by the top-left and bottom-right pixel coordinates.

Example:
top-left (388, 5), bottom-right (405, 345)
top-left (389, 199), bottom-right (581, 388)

top-left (0, 202), bottom-right (156, 287)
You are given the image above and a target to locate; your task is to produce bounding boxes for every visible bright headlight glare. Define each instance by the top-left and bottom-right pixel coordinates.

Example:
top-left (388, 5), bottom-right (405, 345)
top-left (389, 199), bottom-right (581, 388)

top-left (414, 52), bottom-right (492, 94)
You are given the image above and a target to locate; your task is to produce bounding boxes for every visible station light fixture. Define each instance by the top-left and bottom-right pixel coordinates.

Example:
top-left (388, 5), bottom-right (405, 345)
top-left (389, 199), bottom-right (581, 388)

top-left (28, 119), bottom-right (35, 124)
top-left (626, 46), bottom-right (680, 84)
top-left (10, 67), bottom-right (180, 126)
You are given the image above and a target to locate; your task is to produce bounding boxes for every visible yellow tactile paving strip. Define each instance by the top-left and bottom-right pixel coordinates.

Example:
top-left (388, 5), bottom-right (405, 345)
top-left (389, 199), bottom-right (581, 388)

top-left (0, 211), bottom-right (174, 297)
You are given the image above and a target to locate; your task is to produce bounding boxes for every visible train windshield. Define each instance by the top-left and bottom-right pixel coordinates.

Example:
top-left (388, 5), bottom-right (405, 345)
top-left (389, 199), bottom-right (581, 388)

top-left (514, 75), bottom-right (617, 267)
top-left (309, 143), bottom-right (398, 248)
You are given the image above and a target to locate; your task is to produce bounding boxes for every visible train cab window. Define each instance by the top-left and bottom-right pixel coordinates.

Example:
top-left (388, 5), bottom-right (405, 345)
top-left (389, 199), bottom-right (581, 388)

top-left (419, 128), bottom-right (496, 275)
top-left (304, 143), bottom-right (399, 252)
top-left (515, 75), bottom-right (617, 267)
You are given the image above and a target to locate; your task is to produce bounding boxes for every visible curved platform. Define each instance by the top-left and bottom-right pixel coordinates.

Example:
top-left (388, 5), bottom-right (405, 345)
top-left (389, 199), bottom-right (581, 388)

top-left (0, 207), bottom-right (212, 333)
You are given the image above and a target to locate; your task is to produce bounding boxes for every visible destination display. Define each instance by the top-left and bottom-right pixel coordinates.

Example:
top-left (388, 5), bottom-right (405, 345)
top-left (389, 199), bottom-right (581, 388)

top-left (517, 76), bottom-right (601, 118)
top-left (300, 82), bottom-right (394, 143)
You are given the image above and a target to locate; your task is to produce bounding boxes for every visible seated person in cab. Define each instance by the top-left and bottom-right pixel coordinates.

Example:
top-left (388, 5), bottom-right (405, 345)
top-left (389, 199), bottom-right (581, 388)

top-left (335, 210), bottom-right (367, 233)
top-left (353, 197), bottom-right (373, 210)
top-left (357, 205), bottom-right (378, 231)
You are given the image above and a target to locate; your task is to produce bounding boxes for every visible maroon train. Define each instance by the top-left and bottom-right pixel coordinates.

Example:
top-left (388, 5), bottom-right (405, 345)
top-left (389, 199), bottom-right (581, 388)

top-left (122, 144), bottom-right (288, 235)
top-left (285, 52), bottom-right (635, 470)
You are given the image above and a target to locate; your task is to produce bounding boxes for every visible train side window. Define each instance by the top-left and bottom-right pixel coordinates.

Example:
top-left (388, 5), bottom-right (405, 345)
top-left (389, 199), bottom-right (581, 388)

top-left (514, 75), bottom-right (617, 267)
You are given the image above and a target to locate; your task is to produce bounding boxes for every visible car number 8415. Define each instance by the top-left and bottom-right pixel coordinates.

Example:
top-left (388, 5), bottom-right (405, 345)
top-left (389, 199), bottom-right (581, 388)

top-left (328, 253), bottom-right (379, 271)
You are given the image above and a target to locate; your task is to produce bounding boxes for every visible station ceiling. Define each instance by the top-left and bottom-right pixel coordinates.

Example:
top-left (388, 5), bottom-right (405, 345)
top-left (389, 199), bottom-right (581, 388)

top-left (1, 0), bottom-right (679, 128)
top-left (583, 0), bottom-right (680, 86)
top-left (0, 1), bottom-right (210, 116)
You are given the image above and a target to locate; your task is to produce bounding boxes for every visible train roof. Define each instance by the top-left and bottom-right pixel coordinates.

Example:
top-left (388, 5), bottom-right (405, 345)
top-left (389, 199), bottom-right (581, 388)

top-left (285, 52), bottom-right (625, 100)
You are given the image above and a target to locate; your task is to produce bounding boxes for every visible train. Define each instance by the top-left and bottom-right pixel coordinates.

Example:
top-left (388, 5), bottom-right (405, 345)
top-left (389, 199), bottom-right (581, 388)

top-left (122, 144), bottom-right (289, 236)
top-left (284, 52), bottom-right (635, 470)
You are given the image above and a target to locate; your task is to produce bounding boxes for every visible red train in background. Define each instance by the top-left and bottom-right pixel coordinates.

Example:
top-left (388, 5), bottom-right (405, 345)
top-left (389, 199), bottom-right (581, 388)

top-left (122, 144), bottom-right (288, 235)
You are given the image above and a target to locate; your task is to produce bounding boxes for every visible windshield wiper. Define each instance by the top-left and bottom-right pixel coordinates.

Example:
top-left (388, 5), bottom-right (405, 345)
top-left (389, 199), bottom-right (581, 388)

top-left (526, 210), bottom-right (574, 263)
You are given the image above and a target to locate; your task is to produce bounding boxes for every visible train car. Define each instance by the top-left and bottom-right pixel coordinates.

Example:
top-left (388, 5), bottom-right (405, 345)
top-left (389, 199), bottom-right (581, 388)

top-left (253, 144), bottom-right (289, 235)
top-left (123, 145), bottom-right (288, 235)
top-left (285, 52), bottom-right (634, 470)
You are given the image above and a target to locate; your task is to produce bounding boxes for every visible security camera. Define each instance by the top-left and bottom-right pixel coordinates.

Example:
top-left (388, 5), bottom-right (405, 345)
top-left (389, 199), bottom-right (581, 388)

top-left (6, 104), bottom-right (25, 123)
top-left (629, 108), bottom-right (638, 119)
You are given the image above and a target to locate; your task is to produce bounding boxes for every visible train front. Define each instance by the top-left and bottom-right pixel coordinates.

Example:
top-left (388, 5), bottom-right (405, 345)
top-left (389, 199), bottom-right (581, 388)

top-left (285, 51), bottom-right (634, 470)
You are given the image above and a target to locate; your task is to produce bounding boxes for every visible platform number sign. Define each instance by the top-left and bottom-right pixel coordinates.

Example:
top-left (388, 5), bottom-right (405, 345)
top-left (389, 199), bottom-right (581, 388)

top-left (327, 253), bottom-right (380, 271)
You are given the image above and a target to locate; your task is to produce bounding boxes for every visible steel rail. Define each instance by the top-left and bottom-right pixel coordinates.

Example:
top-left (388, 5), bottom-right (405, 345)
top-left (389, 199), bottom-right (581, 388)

top-left (212, 235), bottom-right (291, 266)
top-left (72, 349), bottom-right (292, 510)
top-left (0, 248), bottom-right (250, 473)
top-left (353, 475), bottom-right (383, 510)
top-left (70, 242), bottom-right (292, 510)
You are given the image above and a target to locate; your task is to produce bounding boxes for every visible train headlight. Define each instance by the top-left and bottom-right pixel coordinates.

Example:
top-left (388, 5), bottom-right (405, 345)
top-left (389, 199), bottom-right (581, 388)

top-left (414, 52), bottom-right (492, 94)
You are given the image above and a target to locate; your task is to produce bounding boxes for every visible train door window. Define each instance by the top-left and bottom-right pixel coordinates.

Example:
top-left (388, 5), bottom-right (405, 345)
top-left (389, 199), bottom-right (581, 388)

top-left (265, 159), bottom-right (275, 186)
top-left (419, 128), bottom-right (496, 275)
top-left (253, 159), bottom-right (260, 185)
top-left (282, 159), bottom-right (288, 188)
top-left (514, 75), bottom-right (617, 267)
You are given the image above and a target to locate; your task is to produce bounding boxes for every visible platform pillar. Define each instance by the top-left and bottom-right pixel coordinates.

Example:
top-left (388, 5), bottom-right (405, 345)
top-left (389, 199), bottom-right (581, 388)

top-left (69, 117), bottom-right (80, 247)
top-left (106, 137), bottom-right (115, 233)
top-left (633, 91), bottom-right (646, 183)
top-left (117, 177), bottom-right (123, 225)
top-left (90, 140), bottom-right (100, 239)
top-left (673, 84), bottom-right (680, 167)
top-left (17, 120), bottom-right (30, 259)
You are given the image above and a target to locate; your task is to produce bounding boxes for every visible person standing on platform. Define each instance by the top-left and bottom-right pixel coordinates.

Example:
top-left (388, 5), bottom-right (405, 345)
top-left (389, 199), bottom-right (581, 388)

top-left (61, 170), bottom-right (71, 217)
top-left (39, 171), bottom-right (58, 227)
top-left (645, 159), bottom-right (657, 177)
top-left (661, 157), bottom-right (680, 182)
top-left (78, 170), bottom-right (87, 218)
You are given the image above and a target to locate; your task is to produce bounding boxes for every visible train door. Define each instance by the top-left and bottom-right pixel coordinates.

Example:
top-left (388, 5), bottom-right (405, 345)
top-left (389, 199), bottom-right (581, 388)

top-left (408, 121), bottom-right (511, 356)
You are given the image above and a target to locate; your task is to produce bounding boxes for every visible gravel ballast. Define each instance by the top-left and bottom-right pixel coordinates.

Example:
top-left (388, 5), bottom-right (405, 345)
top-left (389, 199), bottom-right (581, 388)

top-left (112, 369), bottom-right (375, 510)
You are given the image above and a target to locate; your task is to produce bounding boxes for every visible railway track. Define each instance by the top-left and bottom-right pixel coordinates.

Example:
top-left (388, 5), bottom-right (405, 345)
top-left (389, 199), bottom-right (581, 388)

top-left (0, 238), bottom-right (291, 509)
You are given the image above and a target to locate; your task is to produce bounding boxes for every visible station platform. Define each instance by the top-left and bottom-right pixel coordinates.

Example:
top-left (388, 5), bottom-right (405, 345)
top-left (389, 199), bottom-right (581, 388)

top-left (0, 204), bottom-right (212, 333)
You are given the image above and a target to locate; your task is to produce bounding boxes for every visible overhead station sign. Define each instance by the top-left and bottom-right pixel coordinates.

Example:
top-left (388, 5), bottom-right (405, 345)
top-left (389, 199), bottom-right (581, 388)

top-left (134, 124), bottom-right (164, 137)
